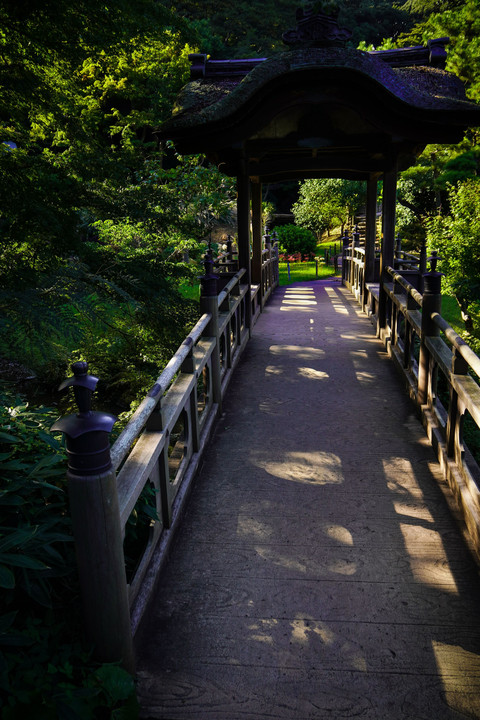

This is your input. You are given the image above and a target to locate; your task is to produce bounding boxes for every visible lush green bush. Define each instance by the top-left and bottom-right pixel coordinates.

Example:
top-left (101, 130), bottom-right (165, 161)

top-left (273, 225), bottom-right (317, 258)
top-left (427, 179), bottom-right (480, 334)
top-left (0, 389), bottom-right (138, 719)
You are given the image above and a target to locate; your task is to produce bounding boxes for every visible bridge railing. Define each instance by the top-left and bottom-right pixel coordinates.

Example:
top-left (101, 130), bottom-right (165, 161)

top-left (112, 267), bottom-right (250, 612)
top-left (372, 261), bottom-right (480, 556)
top-left (54, 250), bottom-right (279, 670)
top-left (261, 242), bottom-right (279, 307)
top-left (344, 241), bottom-right (480, 555)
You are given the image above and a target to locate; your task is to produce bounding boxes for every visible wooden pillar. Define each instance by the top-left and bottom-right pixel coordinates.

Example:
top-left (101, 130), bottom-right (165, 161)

top-left (378, 164), bottom-right (397, 338)
top-left (237, 166), bottom-right (252, 330)
top-left (364, 175), bottom-right (377, 285)
top-left (251, 180), bottom-right (263, 290)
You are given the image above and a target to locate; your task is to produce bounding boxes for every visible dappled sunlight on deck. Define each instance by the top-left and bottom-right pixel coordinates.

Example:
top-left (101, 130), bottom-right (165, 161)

top-left (268, 344), bottom-right (325, 359)
top-left (433, 641), bottom-right (480, 717)
top-left (400, 522), bottom-right (459, 591)
top-left (136, 280), bottom-right (480, 720)
top-left (252, 449), bottom-right (343, 485)
top-left (281, 286), bottom-right (318, 311)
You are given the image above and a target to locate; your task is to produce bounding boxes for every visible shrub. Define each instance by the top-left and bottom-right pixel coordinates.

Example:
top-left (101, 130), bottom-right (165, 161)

top-left (273, 225), bottom-right (317, 258)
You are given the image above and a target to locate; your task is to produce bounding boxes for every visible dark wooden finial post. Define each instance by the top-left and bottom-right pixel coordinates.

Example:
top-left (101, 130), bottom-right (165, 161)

top-left (226, 234), bottom-right (234, 262)
top-left (417, 252), bottom-right (443, 406)
top-left (51, 362), bottom-right (135, 672)
top-left (395, 234), bottom-right (402, 256)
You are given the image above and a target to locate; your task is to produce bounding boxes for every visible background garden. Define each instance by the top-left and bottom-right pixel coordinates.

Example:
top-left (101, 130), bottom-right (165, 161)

top-left (1, 0), bottom-right (480, 716)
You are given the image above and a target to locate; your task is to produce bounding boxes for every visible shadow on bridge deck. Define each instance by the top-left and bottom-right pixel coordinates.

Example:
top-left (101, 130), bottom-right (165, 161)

top-left (136, 279), bottom-right (480, 720)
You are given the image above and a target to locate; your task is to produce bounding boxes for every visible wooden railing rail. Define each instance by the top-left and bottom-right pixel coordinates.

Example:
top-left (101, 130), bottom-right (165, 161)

top-left (111, 312), bottom-right (212, 472)
top-left (114, 267), bottom-right (250, 609)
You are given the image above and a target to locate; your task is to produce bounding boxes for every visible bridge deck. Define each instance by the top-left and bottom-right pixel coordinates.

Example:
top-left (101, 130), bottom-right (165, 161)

top-left (136, 279), bottom-right (480, 719)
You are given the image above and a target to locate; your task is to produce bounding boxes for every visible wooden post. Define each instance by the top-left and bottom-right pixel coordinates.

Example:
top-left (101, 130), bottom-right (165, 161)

top-left (364, 176), bottom-right (377, 310)
top-left (51, 362), bottom-right (134, 672)
top-left (341, 230), bottom-right (350, 284)
top-left (251, 180), bottom-right (263, 303)
top-left (378, 164), bottom-right (397, 339)
top-left (67, 469), bottom-right (135, 672)
top-left (181, 347), bottom-right (200, 454)
top-left (403, 291), bottom-right (417, 370)
top-left (237, 167), bottom-right (252, 331)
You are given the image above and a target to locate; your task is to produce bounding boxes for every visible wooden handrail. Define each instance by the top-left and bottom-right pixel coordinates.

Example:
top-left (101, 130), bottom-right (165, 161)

top-left (432, 312), bottom-right (480, 378)
top-left (111, 313), bottom-right (211, 471)
top-left (386, 266), bottom-right (423, 306)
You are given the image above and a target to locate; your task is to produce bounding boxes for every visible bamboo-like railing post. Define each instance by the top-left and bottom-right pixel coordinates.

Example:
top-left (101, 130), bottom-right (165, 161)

top-left (350, 225), bottom-right (360, 291)
top-left (51, 362), bottom-right (135, 673)
top-left (237, 167), bottom-right (252, 333)
top-left (418, 252), bottom-right (442, 405)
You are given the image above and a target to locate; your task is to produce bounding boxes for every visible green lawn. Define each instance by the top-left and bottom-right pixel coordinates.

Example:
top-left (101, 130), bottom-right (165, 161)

top-left (278, 260), bottom-right (336, 286)
top-left (441, 293), bottom-right (464, 336)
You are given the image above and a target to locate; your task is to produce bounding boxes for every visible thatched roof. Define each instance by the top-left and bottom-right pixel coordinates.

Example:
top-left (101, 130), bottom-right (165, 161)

top-left (162, 12), bottom-right (480, 181)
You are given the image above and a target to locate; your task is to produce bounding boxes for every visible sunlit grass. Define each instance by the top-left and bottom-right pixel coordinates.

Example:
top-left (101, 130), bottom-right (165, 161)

top-left (279, 261), bottom-right (336, 286)
top-left (441, 293), bottom-right (465, 336)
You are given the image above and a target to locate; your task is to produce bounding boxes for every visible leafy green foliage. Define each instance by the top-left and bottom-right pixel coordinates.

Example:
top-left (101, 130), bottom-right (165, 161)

top-left (0, 0), bottom-right (237, 405)
top-left (427, 179), bottom-right (480, 332)
top-left (174, 0), bottom-right (415, 58)
top-left (393, 0), bottom-right (480, 254)
top-left (274, 225), bottom-right (318, 257)
top-left (0, 390), bottom-right (139, 718)
top-left (293, 179), bottom-right (366, 238)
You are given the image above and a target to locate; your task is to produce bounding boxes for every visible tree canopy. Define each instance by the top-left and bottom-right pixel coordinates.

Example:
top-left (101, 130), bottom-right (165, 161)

top-left (0, 0), bottom-right (236, 396)
top-left (293, 179), bottom-right (366, 238)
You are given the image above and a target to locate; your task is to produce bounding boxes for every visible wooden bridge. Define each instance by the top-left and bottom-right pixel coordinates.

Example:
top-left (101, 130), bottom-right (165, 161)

top-left (56, 243), bottom-right (480, 719)
top-left (50, 10), bottom-right (480, 717)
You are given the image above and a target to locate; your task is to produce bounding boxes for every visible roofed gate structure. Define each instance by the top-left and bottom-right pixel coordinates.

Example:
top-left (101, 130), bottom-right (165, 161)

top-left (163, 3), bottom-right (480, 333)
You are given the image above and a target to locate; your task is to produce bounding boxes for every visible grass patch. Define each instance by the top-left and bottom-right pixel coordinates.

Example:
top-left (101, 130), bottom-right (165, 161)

top-left (441, 294), bottom-right (465, 336)
top-left (317, 233), bottom-right (343, 257)
top-left (279, 261), bottom-right (336, 286)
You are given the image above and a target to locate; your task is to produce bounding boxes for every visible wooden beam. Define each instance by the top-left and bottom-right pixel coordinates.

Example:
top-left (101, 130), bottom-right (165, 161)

top-left (237, 166), bottom-right (252, 330)
top-left (364, 175), bottom-right (378, 284)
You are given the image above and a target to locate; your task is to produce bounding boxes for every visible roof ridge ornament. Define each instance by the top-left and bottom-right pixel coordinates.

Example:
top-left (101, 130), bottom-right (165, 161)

top-left (282, 2), bottom-right (352, 49)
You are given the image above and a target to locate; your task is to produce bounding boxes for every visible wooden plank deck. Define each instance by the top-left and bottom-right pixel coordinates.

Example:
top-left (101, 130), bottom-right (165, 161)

top-left (136, 279), bottom-right (480, 720)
